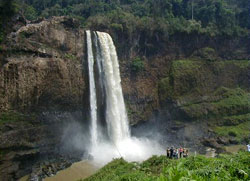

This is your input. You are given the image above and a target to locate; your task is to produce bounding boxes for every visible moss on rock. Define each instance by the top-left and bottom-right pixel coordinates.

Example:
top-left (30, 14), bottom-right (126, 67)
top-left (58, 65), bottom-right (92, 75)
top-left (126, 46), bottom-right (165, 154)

top-left (0, 111), bottom-right (25, 125)
top-left (158, 59), bottom-right (250, 143)
top-left (214, 121), bottom-right (250, 142)
top-left (180, 87), bottom-right (250, 120)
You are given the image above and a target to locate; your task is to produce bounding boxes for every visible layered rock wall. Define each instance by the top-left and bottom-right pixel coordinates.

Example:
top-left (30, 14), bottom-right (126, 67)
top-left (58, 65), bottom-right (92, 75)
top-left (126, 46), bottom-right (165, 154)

top-left (0, 17), bottom-right (86, 112)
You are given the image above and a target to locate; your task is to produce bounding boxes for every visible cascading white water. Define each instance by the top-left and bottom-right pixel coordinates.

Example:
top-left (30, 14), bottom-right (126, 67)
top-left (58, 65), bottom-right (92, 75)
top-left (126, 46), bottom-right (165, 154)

top-left (96, 32), bottom-right (130, 144)
top-left (87, 30), bottom-right (164, 164)
top-left (86, 30), bottom-right (98, 147)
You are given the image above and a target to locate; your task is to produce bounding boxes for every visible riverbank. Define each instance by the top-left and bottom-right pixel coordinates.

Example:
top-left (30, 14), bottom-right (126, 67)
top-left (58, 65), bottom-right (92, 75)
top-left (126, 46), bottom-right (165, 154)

top-left (45, 161), bottom-right (98, 181)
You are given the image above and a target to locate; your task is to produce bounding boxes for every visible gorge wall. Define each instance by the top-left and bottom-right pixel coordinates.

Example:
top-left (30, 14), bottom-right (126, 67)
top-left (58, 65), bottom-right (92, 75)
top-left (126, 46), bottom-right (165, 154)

top-left (0, 16), bottom-right (88, 180)
top-left (0, 16), bottom-right (249, 180)
top-left (0, 16), bottom-right (86, 112)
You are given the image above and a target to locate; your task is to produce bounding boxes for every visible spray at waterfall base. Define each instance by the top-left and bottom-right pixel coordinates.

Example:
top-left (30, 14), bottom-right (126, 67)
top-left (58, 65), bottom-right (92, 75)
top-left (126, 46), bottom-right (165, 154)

top-left (86, 30), bottom-right (164, 164)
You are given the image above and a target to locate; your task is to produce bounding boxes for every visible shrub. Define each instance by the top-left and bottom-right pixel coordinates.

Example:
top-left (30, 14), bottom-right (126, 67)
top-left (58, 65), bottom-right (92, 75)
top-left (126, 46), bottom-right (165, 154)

top-left (0, 111), bottom-right (25, 125)
top-left (193, 47), bottom-right (217, 61)
top-left (0, 30), bottom-right (4, 43)
top-left (82, 152), bottom-right (250, 181)
top-left (228, 131), bottom-right (237, 137)
top-left (131, 57), bottom-right (144, 72)
top-left (65, 53), bottom-right (77, 61)
top-left (110, 23), bottom-right (123, 32)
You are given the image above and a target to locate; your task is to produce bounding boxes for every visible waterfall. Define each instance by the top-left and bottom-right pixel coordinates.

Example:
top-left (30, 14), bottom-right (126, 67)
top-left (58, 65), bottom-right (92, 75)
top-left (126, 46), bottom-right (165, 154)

top-left (96, 32), bottom-right (130, 144)
top-left (86, 31), bottom-right (130, 145)
top-left (86, 31), bottom-right (163, 163)
top-left (86, 30), bottom-right (98, 146)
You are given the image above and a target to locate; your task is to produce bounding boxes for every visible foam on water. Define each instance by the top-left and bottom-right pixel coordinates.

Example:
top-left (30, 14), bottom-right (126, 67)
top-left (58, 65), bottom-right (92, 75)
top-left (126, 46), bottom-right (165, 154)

top-left (90, 137), bottom-right (164, 165)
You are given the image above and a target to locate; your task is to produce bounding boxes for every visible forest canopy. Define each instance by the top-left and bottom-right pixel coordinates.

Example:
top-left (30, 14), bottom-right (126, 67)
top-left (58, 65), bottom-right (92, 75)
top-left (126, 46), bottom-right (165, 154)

top-left (0, 0), bottom-right (249, 39)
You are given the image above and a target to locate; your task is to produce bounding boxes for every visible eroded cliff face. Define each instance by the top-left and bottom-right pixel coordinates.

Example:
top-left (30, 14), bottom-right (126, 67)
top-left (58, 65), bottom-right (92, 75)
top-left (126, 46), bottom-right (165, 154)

top-left (0, 15), bottom-right (249, 180)
top-left (0, 17), bottom-right (88, 180)
top-left (120, 57), bottom-right (169, 125)
top-left (158, 59), bottom-right (250, 149)
top-left (0, 16), bottom-right (86, 112)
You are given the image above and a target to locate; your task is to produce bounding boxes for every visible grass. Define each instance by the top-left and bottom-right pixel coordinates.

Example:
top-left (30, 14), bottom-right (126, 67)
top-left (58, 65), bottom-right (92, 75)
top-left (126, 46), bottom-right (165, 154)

top-left (81, 152), bottom-right (250, 181)
top-left (131, 57), bottom-right (144, 72)
top-left (172, 59), bottom-right (202, 71)
top-left (0, 111), bottom-right (25, 125)
top-left (179, 87), bottom-right (250, 120)
top-left (65, 53), bottom-right (77, 61)
top-left (214, 121), bottom-right (250, 142)
top-left (159, 59), bottom-right (250, 101)
top-left (211, 88), bottom-right (250, 116)
top-left (215, 60), bottom-right (250, 69)
top-left (221, 113), bottom-right (250, 126)
top-left (0, 111), bottom-right (36, 126)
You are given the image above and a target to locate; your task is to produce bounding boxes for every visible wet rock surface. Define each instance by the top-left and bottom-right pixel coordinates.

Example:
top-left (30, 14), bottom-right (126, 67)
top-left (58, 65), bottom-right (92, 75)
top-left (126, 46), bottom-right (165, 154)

top-left (0, 111), bottom-right (87, 181)
top-left (29, 154), bottom-right (83, 181)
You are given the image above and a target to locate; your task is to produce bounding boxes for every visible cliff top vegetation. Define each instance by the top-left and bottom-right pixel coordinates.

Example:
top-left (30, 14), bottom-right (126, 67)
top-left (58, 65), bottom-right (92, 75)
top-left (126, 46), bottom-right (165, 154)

top-left (0, 0), bottom-right (249, 41)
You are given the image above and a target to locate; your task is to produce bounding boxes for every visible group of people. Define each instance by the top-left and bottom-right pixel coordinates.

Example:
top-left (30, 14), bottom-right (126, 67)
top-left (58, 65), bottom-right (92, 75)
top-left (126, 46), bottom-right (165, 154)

top-left (166, 147), bottom-right (188, 159)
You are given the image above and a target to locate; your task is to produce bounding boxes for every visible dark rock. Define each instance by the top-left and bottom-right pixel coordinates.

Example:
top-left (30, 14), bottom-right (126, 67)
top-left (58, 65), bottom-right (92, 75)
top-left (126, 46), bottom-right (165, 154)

top-left (170, 124), bottom-right (185, 131)
top-left (215, 147), bottom-right (226, 154)
top-left (229, 138), bottom-right (240, 144)
top-left (202, 138), bottom-right (221, 149)
top-left (217, 137), bottom-right (229, 145)
top-left (208, 128), bottom-right (214, 133)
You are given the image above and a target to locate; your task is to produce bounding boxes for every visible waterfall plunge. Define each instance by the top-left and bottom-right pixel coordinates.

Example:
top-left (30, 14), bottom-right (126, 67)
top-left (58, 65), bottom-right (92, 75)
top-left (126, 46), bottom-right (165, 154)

top-left (96, 32), bottom-right (130, 144)
top-left (86, 31), bottom-right (164, 164)
top-left (86, 30), bottom-right (98, 147)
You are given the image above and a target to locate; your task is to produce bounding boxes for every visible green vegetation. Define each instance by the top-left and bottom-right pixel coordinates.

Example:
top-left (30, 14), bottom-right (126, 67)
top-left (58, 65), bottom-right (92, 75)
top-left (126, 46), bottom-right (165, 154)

top-left (214, 121), bottom-right (250, 143)
top-left (159, 59), bottom-right (250, 143)
top-left (216, 60), bottom-right (250, 69)
top-left (159, 59), bottom-right (250, 102)
top-left (131, 57), bottom-right (144, 72)
top-left (192, 47), bottom-right (217, 61)
top-left (181, 87), bottom-right (250, 120)
top-left (221, 113), bottom-right (250, 126)
top-left (0, 111), bottom-right (24, 125)
top-left (28, 1), bottom-right (250, 35)
top-left (0, 111), bottom-right (35, 125)
top-left (0, 1), bottom-right (249, 59)
top-left (82, 152), bottom-right (250, 181)
top-left (65, 53), bottom-right (77, 61)
top-left (0, 0), bottom-right (19, 43)
top-left (211, 88), bottom-right (250, 116)
top-left (1, 0), bottom-right (249, 38)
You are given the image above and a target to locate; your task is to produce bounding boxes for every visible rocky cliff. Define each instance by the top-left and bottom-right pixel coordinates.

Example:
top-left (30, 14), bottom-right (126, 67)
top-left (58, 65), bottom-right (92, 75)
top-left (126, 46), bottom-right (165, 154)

top-left (0, 16), bottom-right (86, 112)
top-left (157, 59), bottom-right (250, 150)
top-left (0, 16), bottom-right (88, 180)
top-left (0, 16), bottom-right (249, 180)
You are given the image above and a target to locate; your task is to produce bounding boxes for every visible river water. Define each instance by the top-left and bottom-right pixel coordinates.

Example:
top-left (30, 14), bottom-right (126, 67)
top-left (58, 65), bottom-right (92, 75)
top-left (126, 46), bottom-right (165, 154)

top-left (19, 161), bottom-right (98, 181)
top-left (44, 161), bottom-right (98, 181)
